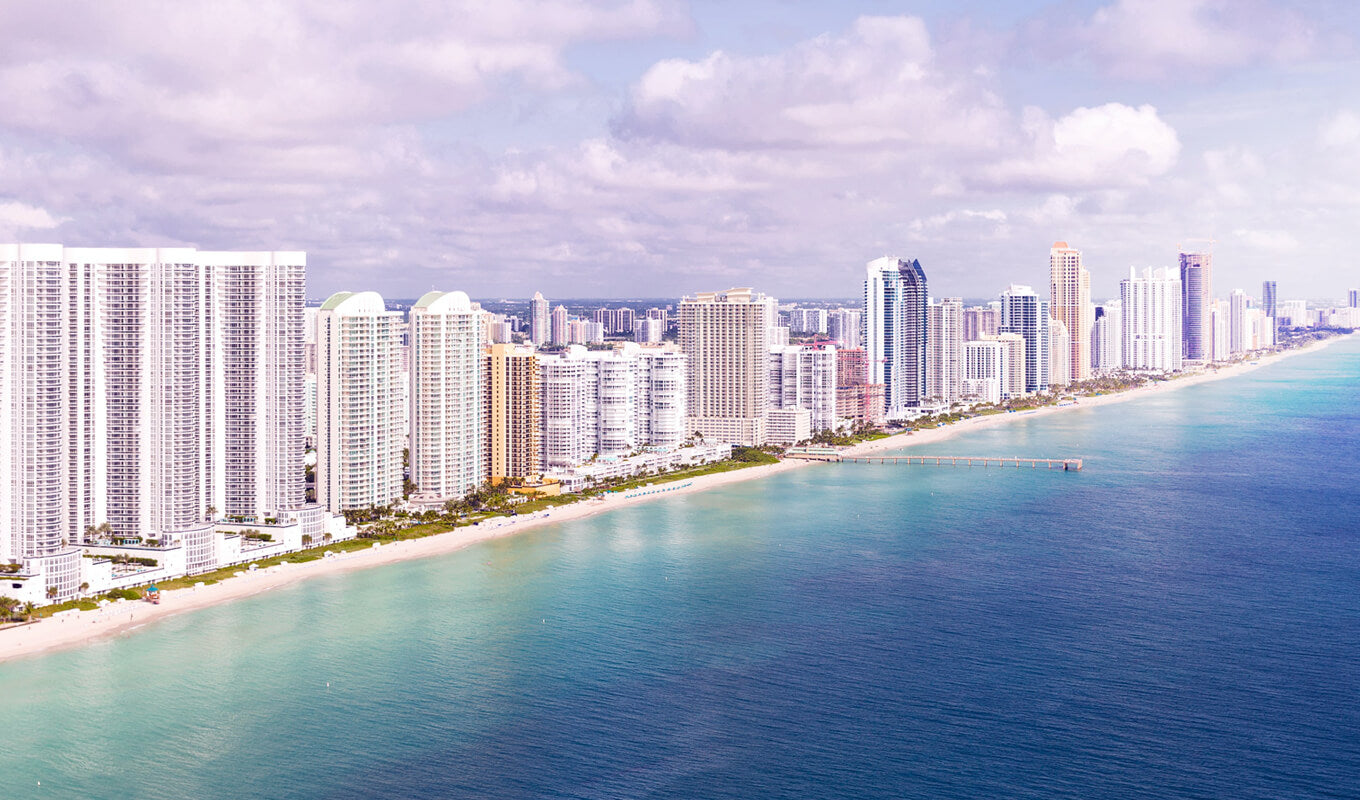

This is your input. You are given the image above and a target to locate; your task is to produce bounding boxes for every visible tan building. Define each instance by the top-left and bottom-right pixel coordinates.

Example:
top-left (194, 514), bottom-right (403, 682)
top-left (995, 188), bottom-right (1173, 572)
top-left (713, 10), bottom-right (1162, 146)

top-left (484, 343), bottom-right (541, 484)
top-left (1049, 241), bottom-right (1091, 385)
top-left (679, 287), bottom-right (777, 446)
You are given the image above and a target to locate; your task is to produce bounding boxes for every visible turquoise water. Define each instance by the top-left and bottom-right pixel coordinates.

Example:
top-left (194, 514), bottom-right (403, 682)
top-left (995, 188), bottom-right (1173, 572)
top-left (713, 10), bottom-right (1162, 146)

top-left (3, 338), bottom-right (1359, 799)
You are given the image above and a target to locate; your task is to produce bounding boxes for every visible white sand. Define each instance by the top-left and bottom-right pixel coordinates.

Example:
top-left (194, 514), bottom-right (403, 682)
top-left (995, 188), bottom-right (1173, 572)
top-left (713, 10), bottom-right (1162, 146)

top-left (1, 334), bottom-right (1347, 664)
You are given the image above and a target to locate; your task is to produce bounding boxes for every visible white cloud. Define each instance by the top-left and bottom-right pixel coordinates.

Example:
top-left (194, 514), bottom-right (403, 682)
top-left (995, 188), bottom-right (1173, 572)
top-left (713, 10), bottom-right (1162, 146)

top-left (982, 104), bottom-right (1180, 189)
top-left (1320, 111), bottom-right (1360, 149)
top-left (1233, 228), bottom-right (1299, 249)
top-left (1080, 0), bottom-right (1319, 79)
top-left (0, 201), bottom-right (62, 230)
top-left (615, 16), bottom-right (1010, 153)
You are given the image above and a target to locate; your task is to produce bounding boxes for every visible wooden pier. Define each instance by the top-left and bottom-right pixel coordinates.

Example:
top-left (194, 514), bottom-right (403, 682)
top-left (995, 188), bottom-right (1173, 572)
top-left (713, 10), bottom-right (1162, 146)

top-left (785, 450), bottom-right (1083, 471)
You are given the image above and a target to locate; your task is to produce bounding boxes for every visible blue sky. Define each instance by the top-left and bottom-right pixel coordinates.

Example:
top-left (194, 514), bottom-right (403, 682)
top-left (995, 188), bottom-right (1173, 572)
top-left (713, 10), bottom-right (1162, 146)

top-left (0, 0), bottom-right (1357, 302)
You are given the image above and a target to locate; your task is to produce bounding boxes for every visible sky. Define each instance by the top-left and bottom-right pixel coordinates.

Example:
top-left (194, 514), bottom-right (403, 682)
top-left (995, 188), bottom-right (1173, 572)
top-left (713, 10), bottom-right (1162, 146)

top-left (1, 0), bottom-right (1358, 301)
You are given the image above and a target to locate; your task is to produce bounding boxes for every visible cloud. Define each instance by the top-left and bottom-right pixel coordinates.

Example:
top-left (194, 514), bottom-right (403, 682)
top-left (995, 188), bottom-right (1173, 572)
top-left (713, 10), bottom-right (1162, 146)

top-left (614, 16), bottom-right (1010, 153)
top-left (1320, 111), bottom-right (1360, 149)
top-left (1233, 228), bottom-right (1299, 249)
top-left (0, 201), bottom-right (63, 231)
top-left (1079, 0), bottom-right (1320, 79)
top-left (981, 104), bottom-right (1180, 189)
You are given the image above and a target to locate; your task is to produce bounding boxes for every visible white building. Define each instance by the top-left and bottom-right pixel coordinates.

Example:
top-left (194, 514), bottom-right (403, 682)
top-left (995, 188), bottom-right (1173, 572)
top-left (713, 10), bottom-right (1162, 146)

top-left (409, 291), bottom-right (484, 503)
top-left (828, 308), bottom-right (861, 350)
top-left (926, 297), bottom-right (963, 405)
top-left (1049, 317), bottom-right (1071, 387)
top-left (999, 285), bottom-right (1049, 394)
top-left (1229, 290), bottom-right (1251, 354)
top-left (768, 345), bottom-right (840, 432)
top-left (634, 317), bottom-right (664, 343)
top-left (538, 344), bottom-right (688, 469)
top-left (317, 291), bottom-right (405, 513)
top-left (1091, 300), bottom-right (1122, 373)
top-left (1, 244), bottom-right (311, 601)
top-left (1278, 300), bottom-right (1309, 328)
top-left (1120, 267), bottom-right (1183, 372)
top-left (680, 288), bottom-right (777, 446)
top-left (1211, 300), bottom-right (1230, 362)
top-left (765, 407), bottom-right (813, 446)
top-left (550, 305), bottom-right (570, 347)
top-left (529, 292), bottom-right (550, 346)
top-left (962, 332), bottom-right (1026, 404)
top-left (787, 307), bottom-right (828, 335)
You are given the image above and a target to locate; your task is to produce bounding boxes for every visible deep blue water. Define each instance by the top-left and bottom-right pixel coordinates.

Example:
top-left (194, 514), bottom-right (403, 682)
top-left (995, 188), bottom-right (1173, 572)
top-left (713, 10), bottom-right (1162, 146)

top-left (2, 338), bottom-right (1358, 799)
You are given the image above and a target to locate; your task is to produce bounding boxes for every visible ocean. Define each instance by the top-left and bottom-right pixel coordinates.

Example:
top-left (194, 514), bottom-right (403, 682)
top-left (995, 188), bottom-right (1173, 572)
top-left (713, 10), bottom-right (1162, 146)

top-left (2, 338), bottom-right (1358, 799)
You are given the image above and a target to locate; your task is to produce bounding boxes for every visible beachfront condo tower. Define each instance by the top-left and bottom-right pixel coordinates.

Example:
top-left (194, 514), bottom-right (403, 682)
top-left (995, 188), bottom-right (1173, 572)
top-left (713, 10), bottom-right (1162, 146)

top-left (1049, 242), bottom-right (1091, 385)
top-left (926, 298), bottom-right (964, 405)
top-left (409, 291), bottom-right (485, 503)
top-left (1120, 267), bottom-right (1183, 372)
top-left (1179, 250), bottom-right (1214, 362)
top-left (0, 244), bottom-right (308, 600)
top-left (484, 343), bottom-right (542, 483)
top-left (999, 284), bottom-right (1047, 394)
top-left (317, 292), bottom-right (406, 513)
top-left (680, 288), bottom-right (778, 446)
top-left (863, 257), bottom-right (929, 416)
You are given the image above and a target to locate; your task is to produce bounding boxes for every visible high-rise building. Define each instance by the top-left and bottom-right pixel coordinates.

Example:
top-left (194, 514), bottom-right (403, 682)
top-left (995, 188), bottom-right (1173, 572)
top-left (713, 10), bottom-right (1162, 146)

top-left (1050, 242), bottom-right (1091, 383)
top-left (634, 318), bottom-right (664, 343)
top-left (1261, 281), bottom-right (1277, 321)
top-left (787, 308), bottom-right (828, 335)
top-left (999, 284), bottom-right (1049, 394)
top-left (828, 309), bottom-right (862, 349)
top-left (926, 298), bottom-right (963, 405)
top-left (1049, 318), bottom-right (1071, 387)
top-left (680, 288), bottom-right (777, 446)
top-left (1091, 300), bottom-right (1122, 373)
top-left (1350, 289), bottom-right (1359, 309)
top-left (549, 305), bottom-right (569, 347)
top-left (1228, 290), bottom-right (1251, 354)
top-left (317, 292), bottom-right (405, 513)
top-left (1261, 280), bottom-right (1279, 341)
top-left (529, 292), bottom-right (550, 345)
top-left (1278, 300), bottom-right (1308, 328)
top-left (409, 291), bottom-right (484, 502)
top-left (962, 340), bottom-right (1005, 404)
top-left (1179, 250), bottom-right (1214, 362)
top-left (768, 345), bottom-right (840, 432)
top-left (963, 306), bottom-right (999, 341)
top-left (1120, 268), bottom-right (1183, 372)
top-left (484, 344), bottom-right (541, 483)
top-left (863, 257), bottom-right (928, 416)
top-left (1211, 300), bottom-right (1230, 362)
top-left (1, 245), bottom-right (309, 600)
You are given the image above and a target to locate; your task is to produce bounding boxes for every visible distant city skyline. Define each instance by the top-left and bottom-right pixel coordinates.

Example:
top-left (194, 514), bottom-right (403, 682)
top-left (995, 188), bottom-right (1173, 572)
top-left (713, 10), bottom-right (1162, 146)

top-left (0, 1), bottom-right (1357, 299)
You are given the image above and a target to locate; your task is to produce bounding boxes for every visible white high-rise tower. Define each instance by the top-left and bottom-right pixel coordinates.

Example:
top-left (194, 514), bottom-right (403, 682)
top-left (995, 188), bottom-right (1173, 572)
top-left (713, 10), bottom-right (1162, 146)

top-left (409, 291), bottom-right (484, 502)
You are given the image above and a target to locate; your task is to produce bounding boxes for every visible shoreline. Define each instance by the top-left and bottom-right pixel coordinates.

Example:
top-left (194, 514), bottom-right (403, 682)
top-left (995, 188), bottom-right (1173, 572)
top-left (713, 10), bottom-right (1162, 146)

top-left (1, 334), bottom-right (1349, 665)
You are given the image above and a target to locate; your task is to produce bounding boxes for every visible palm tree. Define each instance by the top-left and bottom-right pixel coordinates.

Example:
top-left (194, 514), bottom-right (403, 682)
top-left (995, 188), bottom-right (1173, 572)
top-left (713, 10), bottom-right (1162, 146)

top-left (46, 585), bottom-right (59, 601)
top-left (21, 602), bottom-right (36, 622)
top-left (0, 596), bottom-right (17, 622)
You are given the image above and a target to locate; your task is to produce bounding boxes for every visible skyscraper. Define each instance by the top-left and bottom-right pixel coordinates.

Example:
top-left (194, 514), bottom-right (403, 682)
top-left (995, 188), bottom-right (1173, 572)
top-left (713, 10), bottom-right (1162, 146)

top-left (1048, 318), bottom-right (1071, 387)
top-left (1120, 267), bottom-right (1183, 372)
top-left (484, 344), bottom-right (541, 483)
top-left (1179, 250), bottom-right (1214, 362)
top-left (828, 309), bottom-right (862, 350)
top-left (1091, 300), bottom-right (1122, 373)
top-left (999, 284), bottom-right (1048, 394)
top-left (529, 291), bottom-right (550, 345)
top-left (409, 291), bottom-right (484, 502)
top-left (768, 344), bottom-right (840, 431)
top-left (1350, 289), bottom-right (1359, 309)
top-left (1049, 242), bottom-right (1091, 383)
top-left (317, 292), bottom-right (405, 513)
top-left (863, 257), bottom-right (928, 416)
top-left (1262, 280), bottom-right (1278, 341)
top-left (1, 245), bottom-right (308, 600)
top-left (963, 306), bottom-right (999, 341)
top-left (926, 298), bottom-right (963, 405)
top-left (550, 305), bottom-right (569, 347)
top-left (1228, 289), bottom-right (1250, 354)
top-left (680, 288), bottom-right (777, 446)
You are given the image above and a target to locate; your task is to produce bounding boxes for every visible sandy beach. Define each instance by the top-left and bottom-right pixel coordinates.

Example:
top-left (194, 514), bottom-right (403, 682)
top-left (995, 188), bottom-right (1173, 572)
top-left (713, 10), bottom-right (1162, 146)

top-left (1, 334), bottom-right (1348, 665)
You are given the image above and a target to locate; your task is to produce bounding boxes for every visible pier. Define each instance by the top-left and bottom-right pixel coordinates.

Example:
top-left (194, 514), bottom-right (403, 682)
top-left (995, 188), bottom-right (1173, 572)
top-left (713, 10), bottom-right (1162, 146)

top-left (785, 449), bottom-right (1083, 471)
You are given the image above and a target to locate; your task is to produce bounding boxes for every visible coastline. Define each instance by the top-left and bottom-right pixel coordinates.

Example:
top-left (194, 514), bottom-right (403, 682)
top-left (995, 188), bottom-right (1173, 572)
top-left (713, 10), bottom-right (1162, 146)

top-left (1, 334), bottom-right (1348, 665)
